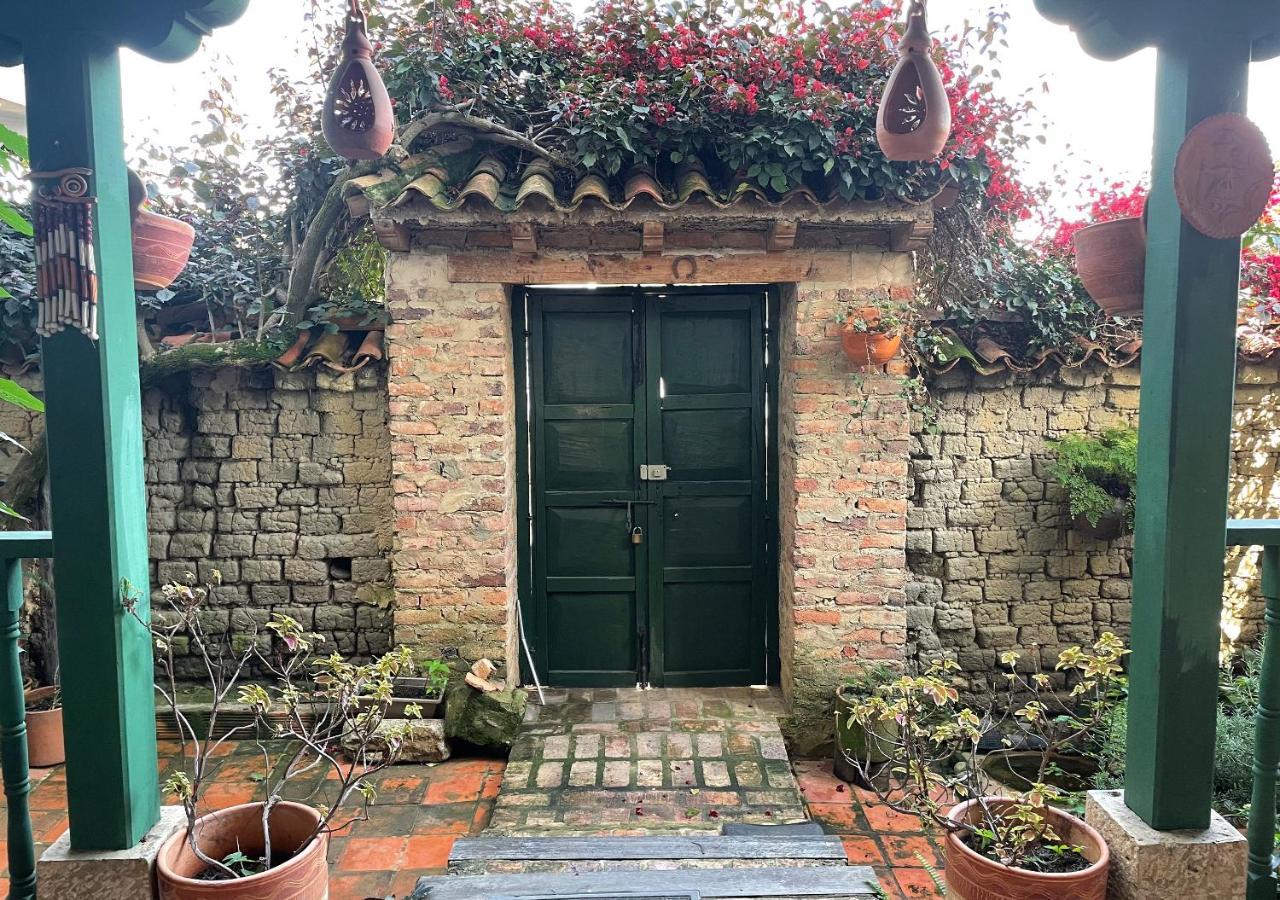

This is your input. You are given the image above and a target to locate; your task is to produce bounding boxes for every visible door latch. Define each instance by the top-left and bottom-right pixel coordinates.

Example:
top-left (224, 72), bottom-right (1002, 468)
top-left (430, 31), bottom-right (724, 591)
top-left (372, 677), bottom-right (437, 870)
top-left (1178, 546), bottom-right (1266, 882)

top-left (640, 465), bottom-right (670, 481)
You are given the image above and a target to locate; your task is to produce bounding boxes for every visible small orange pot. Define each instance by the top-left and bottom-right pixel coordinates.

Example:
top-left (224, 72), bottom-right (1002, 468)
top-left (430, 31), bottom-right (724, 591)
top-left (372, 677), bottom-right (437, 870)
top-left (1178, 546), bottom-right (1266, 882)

top-left (156, 802), bottom-right (329, 900)
top-left (1074, 216), bottom-right (1146, 318)
top-left (24, 686), bottom-right (64, 768)
top-left (944, 798), bottom-right (1109, 900)
top-left (841, 323), bottom-right (902, 366)
top-left (133, 209), bottom-right (196, 291)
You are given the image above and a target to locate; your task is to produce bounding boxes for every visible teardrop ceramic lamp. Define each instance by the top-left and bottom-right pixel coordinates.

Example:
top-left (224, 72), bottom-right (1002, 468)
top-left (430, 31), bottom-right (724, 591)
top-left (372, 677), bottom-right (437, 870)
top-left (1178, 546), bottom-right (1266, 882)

top-left (322, 0), bottom-right (395, 161)
top-left (876, 0), bottom-right (952, 162)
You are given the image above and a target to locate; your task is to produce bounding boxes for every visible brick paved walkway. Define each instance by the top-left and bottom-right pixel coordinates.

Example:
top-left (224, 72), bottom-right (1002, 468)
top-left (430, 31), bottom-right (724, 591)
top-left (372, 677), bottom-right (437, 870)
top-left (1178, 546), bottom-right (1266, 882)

top-left (488, 687), bottom-right (809, 835)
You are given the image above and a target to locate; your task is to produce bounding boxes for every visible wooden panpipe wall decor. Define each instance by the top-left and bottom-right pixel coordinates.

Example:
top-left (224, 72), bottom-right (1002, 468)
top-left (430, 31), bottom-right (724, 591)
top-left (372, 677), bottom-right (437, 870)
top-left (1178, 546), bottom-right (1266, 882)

top-left (30, 168), bottom-right (99, 340)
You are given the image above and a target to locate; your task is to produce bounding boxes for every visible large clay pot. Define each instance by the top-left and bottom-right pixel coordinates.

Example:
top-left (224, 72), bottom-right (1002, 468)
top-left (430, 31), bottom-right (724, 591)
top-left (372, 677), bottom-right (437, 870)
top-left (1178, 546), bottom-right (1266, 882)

top-left (156, 802), bottom-right (329, 900)
top-left (24, 686), bottom-right (64, 768)
top-left (944, 798), bottom-right (1109, 900)
top-left (133, 209), bottom-right (196, 291)
top-left (833, 685), bottom-right (899, 782)
top-left (1073, 216), bottom-right (1146, 317)
top-left (842, 323), bottom-right (902, 366)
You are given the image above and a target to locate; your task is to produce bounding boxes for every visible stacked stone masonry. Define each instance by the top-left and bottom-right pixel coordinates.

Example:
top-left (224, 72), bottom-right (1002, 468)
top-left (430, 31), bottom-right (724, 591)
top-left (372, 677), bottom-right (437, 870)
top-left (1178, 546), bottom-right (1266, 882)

top-left (907, 360), bottom-right (1280, 689)
top-left (143, 365), bottom-right (395, 672)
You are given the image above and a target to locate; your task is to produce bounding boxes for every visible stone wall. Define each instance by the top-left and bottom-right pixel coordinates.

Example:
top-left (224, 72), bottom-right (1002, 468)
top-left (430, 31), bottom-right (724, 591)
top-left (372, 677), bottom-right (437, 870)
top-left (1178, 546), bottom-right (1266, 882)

top-left (777, 258), bottom-right (914, 727)
top-left (907, 360), bottom-right (1280, 688)
top-left (144, 365), bottom-right (395, 672)
top-left (382, 250), bottom-right (521, 677)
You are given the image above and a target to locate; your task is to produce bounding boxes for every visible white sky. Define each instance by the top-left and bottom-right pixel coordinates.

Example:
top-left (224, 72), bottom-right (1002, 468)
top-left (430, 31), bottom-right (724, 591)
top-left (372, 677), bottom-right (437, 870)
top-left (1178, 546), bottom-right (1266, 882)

top-left (2, 0), bottom-right (1280, 216)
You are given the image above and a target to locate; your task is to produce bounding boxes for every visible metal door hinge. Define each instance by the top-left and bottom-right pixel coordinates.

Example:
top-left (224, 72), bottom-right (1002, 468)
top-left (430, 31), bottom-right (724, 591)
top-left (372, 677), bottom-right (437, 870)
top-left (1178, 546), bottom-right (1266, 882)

top-left (640, 464), bottom-right (670, 481)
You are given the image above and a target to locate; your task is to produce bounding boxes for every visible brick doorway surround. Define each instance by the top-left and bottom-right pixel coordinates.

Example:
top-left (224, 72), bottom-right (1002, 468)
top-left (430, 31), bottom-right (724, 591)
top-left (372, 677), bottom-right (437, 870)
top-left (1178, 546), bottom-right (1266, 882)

top-left (380, 243), bottom-right (915, 717)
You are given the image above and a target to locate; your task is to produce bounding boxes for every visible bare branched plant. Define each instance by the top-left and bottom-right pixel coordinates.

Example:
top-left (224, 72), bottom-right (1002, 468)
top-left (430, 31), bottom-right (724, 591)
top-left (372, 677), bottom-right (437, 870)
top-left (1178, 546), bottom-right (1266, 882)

top-left (123, 571), bottom-right (422, 881)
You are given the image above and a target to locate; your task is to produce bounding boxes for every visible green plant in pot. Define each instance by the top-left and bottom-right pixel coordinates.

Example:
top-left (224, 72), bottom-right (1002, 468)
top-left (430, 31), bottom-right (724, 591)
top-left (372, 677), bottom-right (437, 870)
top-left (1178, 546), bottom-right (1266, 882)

top-left (23, 682), bottom-right (63, 768)
top-left (1047, 427), bottom-right (1137, 540)
top-left (847, 633), bottom-right (1128, 899)
top-left (124, 571), bottom-right (422, 899)
top-left (834, 665), bottom-right (900, 783)
top-left (838, 294), bottom-right (911, 367)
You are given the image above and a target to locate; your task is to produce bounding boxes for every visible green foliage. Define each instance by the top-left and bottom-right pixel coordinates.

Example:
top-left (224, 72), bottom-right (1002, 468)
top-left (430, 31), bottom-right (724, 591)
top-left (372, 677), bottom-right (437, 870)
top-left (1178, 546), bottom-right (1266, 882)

top-left (839, 663), bottom-right (899, 696)
top-left (848, 634), bottom-right (1129, 871)
top-left (419, 657), bottom-right (452, 695)
top-left (1047, 428), bottom-right (1138, 529)
top-left (0, 378), bottom-right (43, 520)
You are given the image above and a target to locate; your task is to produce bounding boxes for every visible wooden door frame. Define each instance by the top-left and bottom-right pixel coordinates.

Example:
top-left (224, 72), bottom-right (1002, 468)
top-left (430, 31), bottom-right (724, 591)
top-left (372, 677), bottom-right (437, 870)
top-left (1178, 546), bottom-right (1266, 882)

top-left (513, 284), bottom-right (782, 687)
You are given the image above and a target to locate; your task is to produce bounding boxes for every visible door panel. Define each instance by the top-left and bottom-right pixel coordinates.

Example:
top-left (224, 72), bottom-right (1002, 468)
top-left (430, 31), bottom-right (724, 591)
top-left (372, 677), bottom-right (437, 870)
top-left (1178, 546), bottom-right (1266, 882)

top-left (528, 294), bottom-right (646, 687)
top-left (650, 294), bottom-right (768, 687)
top-left (519, 288), bottom-right (775, 688)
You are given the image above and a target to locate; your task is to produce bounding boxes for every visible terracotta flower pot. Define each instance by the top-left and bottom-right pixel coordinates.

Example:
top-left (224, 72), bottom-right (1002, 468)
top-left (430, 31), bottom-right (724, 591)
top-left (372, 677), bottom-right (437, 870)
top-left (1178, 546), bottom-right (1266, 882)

top-left (944, 798), bottom-right (1109, 900)
top-left (24, 686), bottom-right (64, 768)
top-left (156, 802), bottom-right (329, 900)
top-left (842, 323), bottom-right (902, 366)
top-left (1073, 216), bottom-right (1146, 317)
top-left (133, 209), bottom-right (196, 291)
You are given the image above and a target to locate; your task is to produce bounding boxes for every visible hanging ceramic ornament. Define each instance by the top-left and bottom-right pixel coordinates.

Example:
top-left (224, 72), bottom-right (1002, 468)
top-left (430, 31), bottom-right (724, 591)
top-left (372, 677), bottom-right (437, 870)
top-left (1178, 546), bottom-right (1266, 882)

top-left (322, 0), bottom-right (395, 161)
top-left (876, 0), bottom-right (951, 162)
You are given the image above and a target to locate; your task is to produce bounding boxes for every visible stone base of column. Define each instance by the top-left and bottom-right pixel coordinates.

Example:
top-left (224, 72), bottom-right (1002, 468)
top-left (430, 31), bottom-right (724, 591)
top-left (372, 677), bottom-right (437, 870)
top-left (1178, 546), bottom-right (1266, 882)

top-left (37, 805), bottom-right (185, 899)
top-left (1085, 789), bottom-right (1246, 900)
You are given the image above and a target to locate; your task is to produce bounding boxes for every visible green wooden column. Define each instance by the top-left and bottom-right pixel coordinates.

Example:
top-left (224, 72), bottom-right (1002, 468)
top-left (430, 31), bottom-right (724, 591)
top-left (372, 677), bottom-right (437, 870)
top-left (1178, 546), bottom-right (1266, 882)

top-left (1124, 29), bottom-right (1252, 830)
top-left (22, 34), bottom-right (159, 851)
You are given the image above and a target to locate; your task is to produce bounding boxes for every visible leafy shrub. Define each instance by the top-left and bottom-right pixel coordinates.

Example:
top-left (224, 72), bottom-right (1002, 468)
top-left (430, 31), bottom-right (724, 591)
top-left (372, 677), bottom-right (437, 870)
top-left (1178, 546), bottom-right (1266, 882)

top-left (1047, 427), bottom-right (1138, 529)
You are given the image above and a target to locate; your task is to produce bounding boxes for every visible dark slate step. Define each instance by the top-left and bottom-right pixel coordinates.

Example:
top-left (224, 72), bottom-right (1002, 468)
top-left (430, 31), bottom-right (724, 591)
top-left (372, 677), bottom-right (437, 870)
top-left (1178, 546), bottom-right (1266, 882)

top-left (720, 823), bottom-right (826, 837)
top-left (412, 865), bottom-right (881, 899)
top-left (450, 835), bottom-right (847, 863)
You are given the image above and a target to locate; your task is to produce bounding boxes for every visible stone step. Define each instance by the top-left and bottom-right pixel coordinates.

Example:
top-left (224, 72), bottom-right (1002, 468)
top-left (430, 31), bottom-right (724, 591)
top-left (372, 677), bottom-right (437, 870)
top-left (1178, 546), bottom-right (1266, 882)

top-left (411, 864), bottom-right (882, 899)
top-left (448, 835), bottom-right (848, 876)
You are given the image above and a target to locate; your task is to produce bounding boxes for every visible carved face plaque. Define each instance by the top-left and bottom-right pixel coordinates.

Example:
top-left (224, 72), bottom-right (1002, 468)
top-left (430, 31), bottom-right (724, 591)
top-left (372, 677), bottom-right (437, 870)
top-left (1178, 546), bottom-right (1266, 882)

top-left (1174, 113), bottom-right (1274, 240)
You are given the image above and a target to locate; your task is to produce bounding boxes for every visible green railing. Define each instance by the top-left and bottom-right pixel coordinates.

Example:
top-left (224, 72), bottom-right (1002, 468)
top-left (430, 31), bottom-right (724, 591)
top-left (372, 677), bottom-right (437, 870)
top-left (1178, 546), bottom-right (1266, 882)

top-left (1227, 520), bottom-right (1280, 900)
top-left (0, 532), bottom-right (53, 900)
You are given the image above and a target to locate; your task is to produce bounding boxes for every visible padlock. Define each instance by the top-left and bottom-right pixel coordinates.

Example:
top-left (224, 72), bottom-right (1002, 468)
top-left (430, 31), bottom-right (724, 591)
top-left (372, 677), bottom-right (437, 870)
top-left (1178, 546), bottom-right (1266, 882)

top-left (630, 526), bottom-right (644, 545)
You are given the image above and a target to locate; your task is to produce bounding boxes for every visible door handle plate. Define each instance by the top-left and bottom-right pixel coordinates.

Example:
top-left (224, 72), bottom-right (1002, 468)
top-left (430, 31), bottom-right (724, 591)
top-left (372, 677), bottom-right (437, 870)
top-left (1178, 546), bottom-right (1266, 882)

top-left (640, 465), bottom-right (670, 481)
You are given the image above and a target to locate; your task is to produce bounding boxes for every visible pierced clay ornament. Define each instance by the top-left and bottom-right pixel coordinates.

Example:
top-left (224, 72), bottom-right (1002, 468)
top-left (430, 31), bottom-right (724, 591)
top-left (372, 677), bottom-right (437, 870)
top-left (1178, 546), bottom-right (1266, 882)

top-left (322, 0), bottom-right (394, 161)
top-left (876, 0), bottom-right (951, 162)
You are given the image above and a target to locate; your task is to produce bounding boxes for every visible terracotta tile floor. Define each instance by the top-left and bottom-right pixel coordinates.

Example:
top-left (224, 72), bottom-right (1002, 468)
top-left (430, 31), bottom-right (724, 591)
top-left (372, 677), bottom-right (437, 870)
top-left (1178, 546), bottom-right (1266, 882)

top-left (794, 759), bottom-right (948, 900)
top-left (0, 747), bottom-right (940, 899)
top-left (0, 741), bottom-right (505, 900)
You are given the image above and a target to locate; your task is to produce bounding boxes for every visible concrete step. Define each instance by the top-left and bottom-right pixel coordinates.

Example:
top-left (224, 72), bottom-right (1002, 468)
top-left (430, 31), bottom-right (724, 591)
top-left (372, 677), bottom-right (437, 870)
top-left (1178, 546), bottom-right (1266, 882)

top-left (412, 864), bottom-right (882, 899)
top-left (448, 835), bottom-right (849, 876)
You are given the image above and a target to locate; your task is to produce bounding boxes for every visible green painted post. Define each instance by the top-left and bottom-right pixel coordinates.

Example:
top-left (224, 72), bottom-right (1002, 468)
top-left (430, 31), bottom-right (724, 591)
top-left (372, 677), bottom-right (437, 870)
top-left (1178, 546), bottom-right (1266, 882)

top-left (1, 556), bottom-right (36, 900)
top-left (22, 35), bottom-right (159, 850)
top-left (1124, 30), bottom-right (1252, 829)
top-left (1247, 544), bottom-right (1280, 900)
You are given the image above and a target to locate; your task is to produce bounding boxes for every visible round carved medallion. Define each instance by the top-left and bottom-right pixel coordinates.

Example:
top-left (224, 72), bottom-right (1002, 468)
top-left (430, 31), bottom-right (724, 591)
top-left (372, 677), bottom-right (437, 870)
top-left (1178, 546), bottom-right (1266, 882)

top-left (1174, 112), bottom-right (1273, 240)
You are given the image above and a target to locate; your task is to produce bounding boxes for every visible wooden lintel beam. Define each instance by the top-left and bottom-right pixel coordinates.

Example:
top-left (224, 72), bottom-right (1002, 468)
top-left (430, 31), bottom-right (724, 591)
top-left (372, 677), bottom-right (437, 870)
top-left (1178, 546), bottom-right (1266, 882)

top-left (447, 251), bottom-right (852, 285)
top-left (642, 221), bottom-right (664, 255)
top-left (767, 221), bottom-right (798, 251)
top-left (511, 223), bottom-right (538, 255)
top-left (372, 220), bottom-right (411, 252)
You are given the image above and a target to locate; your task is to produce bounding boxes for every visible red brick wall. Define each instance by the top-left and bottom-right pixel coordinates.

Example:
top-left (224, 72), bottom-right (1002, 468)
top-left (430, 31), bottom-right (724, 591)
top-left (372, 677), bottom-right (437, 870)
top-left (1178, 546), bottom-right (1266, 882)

top-left (383, 251), bottom-right (520, 676)
top-left (778, 260), bottom-right (914, 718)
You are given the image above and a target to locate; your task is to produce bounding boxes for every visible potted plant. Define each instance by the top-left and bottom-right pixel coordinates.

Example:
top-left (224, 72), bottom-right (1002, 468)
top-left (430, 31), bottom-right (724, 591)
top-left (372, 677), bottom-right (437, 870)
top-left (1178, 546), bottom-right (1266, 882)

top-left (366, 656), bottom-right (451, 719)
top-left (124, 570), bottom-right (422, 899)
top-left (833, 665), bottom-right (899, 783)
top-left (24, 683), bottom-right (63, 768)
top-left (838, 295), bottom-right (909, 366)
top-left (845, 633), bottom-right (1128, 899)
top-left (1047, 427), bottom-right (1137, 540)
top-left (1072, 197), bottom-right (1146, 318)
top-left (128, 170), bottom-right (196, 292)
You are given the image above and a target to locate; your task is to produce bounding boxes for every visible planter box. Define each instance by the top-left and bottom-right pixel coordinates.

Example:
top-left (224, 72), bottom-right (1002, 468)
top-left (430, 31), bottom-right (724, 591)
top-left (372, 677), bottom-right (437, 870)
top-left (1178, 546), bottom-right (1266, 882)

top-left (361, 677), bottom-right (445, 719)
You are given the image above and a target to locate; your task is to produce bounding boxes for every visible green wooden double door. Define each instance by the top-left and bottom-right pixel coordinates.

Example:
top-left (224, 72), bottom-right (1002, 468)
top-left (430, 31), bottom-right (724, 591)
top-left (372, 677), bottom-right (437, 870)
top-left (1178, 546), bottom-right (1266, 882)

top-left (515, 287), bottom-right (779, 687)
